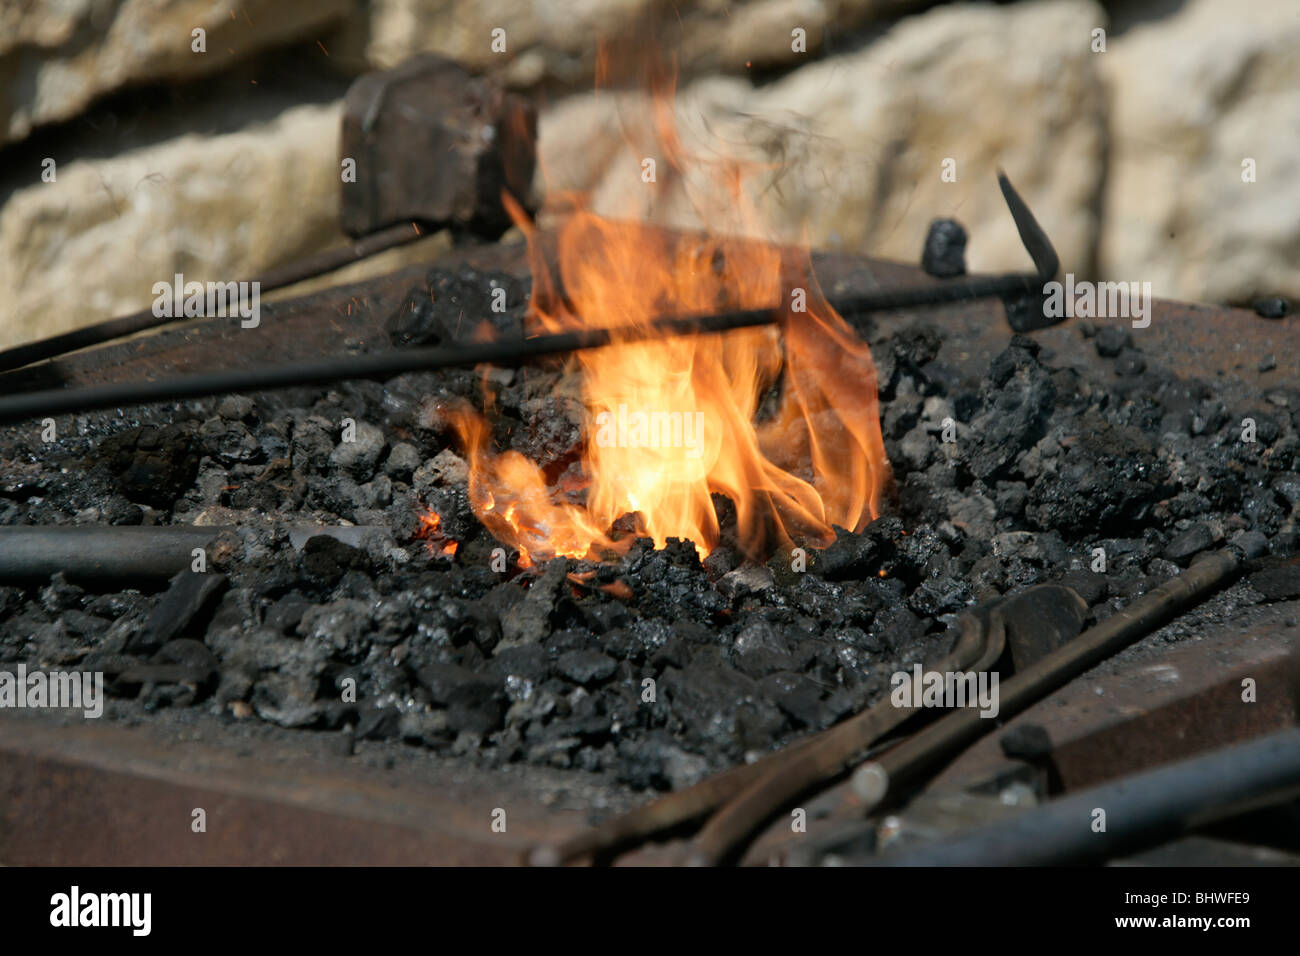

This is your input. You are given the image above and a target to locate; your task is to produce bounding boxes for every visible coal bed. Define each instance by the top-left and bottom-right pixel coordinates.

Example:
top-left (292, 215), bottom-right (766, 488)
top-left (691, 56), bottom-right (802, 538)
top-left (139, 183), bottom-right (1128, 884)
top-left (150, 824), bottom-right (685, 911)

top-left (2, 259), bottom-right (1297, 805)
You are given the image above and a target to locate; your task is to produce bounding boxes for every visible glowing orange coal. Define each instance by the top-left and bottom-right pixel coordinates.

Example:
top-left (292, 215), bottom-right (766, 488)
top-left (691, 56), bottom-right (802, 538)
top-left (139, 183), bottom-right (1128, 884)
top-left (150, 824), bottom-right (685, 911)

top-left (442, 52), bottom-right (891, 566)
top-left (416, 511), bottom-right (460, 559)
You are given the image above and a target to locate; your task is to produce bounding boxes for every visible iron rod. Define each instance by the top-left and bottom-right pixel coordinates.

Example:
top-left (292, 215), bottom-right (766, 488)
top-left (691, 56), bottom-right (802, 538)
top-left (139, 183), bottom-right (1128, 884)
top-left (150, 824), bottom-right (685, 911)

top-left (851, 549), bottom-right (1242, 817)
top-left (867, 727), bottom-right (1300, 866)
top-left (0, 174), bottom-right (1059, 427)
top-left (0, 525), bottom-right (388, 582)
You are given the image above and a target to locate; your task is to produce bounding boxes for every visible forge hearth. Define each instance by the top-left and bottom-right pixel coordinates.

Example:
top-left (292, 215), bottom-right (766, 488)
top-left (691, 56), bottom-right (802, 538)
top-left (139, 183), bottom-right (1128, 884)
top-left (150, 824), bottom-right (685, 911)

top-left (2, 239), bottom-right (1295, 766)
top-left (1, 228), bottom-right (1297, 866)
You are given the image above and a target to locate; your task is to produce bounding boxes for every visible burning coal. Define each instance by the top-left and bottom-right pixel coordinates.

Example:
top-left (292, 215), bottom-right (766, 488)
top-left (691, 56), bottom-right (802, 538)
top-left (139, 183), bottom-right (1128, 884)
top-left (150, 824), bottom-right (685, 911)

top-left (443, 53), bottom-right (892, 565)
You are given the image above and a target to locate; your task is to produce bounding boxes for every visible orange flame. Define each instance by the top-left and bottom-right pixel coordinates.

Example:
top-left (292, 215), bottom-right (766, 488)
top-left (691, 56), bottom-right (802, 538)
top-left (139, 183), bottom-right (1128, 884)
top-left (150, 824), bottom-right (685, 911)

top-left (444, 49), bottom-right (891, 565)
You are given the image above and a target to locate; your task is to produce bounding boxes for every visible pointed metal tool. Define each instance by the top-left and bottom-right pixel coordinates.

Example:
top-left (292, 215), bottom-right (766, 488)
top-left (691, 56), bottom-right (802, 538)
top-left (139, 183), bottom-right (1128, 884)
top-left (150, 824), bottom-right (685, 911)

top-left (825, 171), bottom-right (1061, 329)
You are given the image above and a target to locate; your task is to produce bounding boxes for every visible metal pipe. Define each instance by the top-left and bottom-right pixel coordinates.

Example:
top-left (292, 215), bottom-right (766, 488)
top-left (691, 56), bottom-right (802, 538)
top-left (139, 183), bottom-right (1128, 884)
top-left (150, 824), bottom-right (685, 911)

top-left (867, 727), bottom-right (1300, 865)
top-left (0, 526), bottom-right (229, 582)
top-left (0, 525), bottom-right (389, 583)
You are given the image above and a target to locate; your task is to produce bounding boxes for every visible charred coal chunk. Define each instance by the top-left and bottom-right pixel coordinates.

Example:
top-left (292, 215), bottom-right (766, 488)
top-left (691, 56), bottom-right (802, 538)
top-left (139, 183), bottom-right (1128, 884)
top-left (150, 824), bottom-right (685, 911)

top-left (661, 663), bottom-right (787, 760)
top-left (416, 661), bottom-right (493, 705)
top-left (387, 267), bottom-right (528, 347)
top-left (126, 570), bottom-right (228, 654)
top-left (759, 671), bottom-right (826, 729)
top-left (555, 648), bottom-right (618, 685)
top-left (1246, 565), bottom-right (1300, 601)
top-left (1025, 413), bottom-right (1170, 536)
top-left (810, 516), bottom-right (902, 581)
top-left (1253, 296), bottom-right (1290, 319)
top-left (488, 643), bottom-right (550, 685)
top-left (387, 287), bottom-right (441, 347)
top-left (299, 536), bottom-right (371, 591)
top-left (869, 603), bottom-right (926, 654)
top-left (1114, 348), bottom-right (1148, 377)
top-left (731, 619), bottom-right (799, 678)
top-left (0, 586), bottom-right (22, 621)
top-left (1156, 379), bottom-right (1211, 435)
top-left (100, 422), bottom-right (200, 508)
top-left (966, 336), bottom-right (1056, 482)
top-left (875, 327), bottom-right (944, 400)
top-left (615, 731), bottom-right (712, 791)
top-left (198, 416), bottom-right (263, 466)
top-left (298, 599), bottom-right (375, 663)
top-left (1094, 326), bottom-right (1131, 358)
top-left (511, 395), bottom-right (583, 469)
top-left (329, 419), bottom-right (386, 481)
top-left (415, 662), bottom-right (506, 735)
top-left (1163, 522), bottom-right (1216, 565)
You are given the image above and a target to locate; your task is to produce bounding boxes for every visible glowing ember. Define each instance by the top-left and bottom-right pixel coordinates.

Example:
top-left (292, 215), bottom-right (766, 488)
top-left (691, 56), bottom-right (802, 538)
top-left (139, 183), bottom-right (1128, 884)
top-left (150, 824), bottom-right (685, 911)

top-left (444, 53), bottom-right (892, 565)
top-left (415, 510), bottom-right (459, 559)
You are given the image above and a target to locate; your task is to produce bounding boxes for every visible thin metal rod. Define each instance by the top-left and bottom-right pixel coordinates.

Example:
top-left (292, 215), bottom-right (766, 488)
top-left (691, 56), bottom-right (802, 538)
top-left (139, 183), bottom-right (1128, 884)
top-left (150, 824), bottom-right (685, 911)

top-left (866, 727), bottom-right (1300, 866)
top-left (0, 308), bottom-right (779, 426)
top-left (852, 549), bottom-right (1242, 817)
top-left (0, 222), bottom-right (423, 374)
top-left (0, 526), bottom-right (229, 582)
top-left (0, 175), bottom-right (1058, 426)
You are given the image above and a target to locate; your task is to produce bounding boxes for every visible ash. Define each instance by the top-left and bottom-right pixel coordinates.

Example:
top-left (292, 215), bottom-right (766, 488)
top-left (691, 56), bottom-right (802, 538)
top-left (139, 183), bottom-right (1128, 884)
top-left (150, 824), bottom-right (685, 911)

top-left (1, 265), bottom-right (1296, 792)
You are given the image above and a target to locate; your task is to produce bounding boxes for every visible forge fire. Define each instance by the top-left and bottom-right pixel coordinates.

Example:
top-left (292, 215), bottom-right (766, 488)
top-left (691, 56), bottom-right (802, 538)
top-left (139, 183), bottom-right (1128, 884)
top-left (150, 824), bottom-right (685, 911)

top-left (439, 70), bottom-right (891, 567)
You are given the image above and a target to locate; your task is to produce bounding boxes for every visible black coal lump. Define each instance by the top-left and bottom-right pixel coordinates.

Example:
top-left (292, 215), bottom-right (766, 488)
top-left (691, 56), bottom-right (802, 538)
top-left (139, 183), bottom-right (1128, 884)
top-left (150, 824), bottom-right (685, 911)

top-left (387, 267), bottom-right (529, 347)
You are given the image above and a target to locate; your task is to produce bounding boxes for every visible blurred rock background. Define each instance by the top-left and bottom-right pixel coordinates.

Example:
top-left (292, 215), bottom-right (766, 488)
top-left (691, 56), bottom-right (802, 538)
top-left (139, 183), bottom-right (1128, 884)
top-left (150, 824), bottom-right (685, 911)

top-left (1, 0), bottom-right (1295, 349)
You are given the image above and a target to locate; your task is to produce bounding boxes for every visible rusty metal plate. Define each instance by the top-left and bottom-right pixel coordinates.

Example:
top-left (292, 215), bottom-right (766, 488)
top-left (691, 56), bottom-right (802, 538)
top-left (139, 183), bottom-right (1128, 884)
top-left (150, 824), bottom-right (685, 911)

top-left (0, 709), bottom-right (633, 866)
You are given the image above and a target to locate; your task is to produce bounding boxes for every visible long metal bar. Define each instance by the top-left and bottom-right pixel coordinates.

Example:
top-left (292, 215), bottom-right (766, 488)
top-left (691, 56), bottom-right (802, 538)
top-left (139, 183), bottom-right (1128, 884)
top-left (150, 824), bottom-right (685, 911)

top-left (0, 174), bottom-right (1058, 427)
top-left (0, 308), bottom-right (778, 426)
top-left (0, 525), bottom-right (387, 582)
top-left (0, 526), bottom-right (227, 582)
top-left (867, 727), bottom-right (1300, 866)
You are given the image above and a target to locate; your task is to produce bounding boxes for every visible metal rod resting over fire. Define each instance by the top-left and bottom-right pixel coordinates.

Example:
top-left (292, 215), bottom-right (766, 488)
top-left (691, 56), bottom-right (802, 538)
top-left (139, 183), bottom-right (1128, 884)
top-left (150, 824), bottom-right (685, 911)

top-left (0, 174), bottom-right (1058, 426)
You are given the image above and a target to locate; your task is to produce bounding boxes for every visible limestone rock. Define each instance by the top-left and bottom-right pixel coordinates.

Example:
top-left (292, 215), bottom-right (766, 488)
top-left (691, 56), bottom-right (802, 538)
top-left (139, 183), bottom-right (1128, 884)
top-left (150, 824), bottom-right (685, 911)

top-left (536, 0), bottom-right (1107, 277)
top-left (353, 0), bottom-right (924, 88)
top-left (1098, 0), bottom-right (1300, 303)
top-left (0, 0), bottom-right (352, 147)
top-left (0, 101), bottom-right (342, 349)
